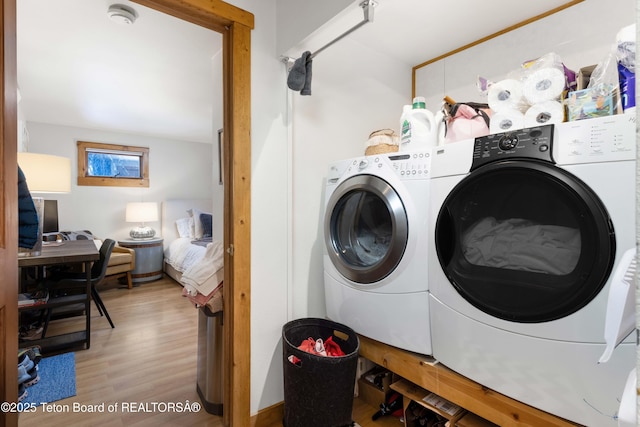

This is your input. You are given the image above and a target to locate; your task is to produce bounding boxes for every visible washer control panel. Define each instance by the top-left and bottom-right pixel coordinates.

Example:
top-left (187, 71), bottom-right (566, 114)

top-left (471, 124), bottom-right (554, 170)
top-left (387, 151), bottom-right (431, 179)
top-left (332, 150), bottom-right (431, 185)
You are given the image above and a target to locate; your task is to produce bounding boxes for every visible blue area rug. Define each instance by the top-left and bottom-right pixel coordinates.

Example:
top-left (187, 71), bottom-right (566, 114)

top-left (23, 352), bottom-right (76, 405)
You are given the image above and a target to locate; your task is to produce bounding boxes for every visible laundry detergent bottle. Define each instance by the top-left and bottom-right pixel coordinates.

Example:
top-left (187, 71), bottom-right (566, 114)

top-left (399, 96), bottom-right (437, 151)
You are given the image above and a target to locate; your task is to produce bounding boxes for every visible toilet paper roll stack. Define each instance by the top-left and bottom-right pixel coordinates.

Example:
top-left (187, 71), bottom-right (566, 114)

top-left (488, 67), bottom-right (566, 133)
top-left (490, 109), bottom-right (525, 134)
top-left (524, 100), bottom-right (565, 127)
top-left (522, 66), bottom-right (566, 105)
top-left (488, 79), bottom-right (526, 133)
top-left (488, 79), bottom-right (526, 113)
top-left (521, 65), bottom-right (566, 127)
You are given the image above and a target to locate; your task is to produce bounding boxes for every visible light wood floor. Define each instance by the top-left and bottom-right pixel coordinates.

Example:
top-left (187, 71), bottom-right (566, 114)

top-left (18, 276), bottom-right (401, 427)
top-left (19, 277), bottom-right (224, 427)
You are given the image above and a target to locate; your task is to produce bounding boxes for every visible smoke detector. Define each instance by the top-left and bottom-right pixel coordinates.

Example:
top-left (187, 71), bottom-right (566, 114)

top-left (108, 4), bottom-right (137, 25)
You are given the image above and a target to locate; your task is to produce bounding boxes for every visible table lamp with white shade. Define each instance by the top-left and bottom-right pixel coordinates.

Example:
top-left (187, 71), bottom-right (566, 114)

top-left (17, 152), bottom-right (72, 193)
top-left (126, 202), bottom-right (158, 239)
top-left (17, 152), bottom-right (72, 256)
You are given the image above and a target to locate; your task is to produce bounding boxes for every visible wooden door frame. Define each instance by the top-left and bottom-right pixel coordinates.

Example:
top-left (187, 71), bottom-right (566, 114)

top-left (1, 1), bottom-right (253, 426)
top-left (1, 0), bottom-right (18, 426)
top-left (130, 3), bottom-right (253, 426)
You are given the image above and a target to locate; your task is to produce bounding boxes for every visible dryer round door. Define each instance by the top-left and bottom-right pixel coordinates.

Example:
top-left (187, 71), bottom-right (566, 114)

top-left (325, 174), bottom-right (408, 284)
top-left (435, 159), bottom-right (615, 322)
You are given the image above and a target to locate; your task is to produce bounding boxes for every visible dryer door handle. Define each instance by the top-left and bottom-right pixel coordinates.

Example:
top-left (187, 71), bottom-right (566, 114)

top-left (435, 207), bottom-right (455, 267)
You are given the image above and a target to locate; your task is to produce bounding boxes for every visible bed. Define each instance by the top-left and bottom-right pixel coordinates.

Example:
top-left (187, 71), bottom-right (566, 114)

top-left (161, 199), bottom-right (223, 312)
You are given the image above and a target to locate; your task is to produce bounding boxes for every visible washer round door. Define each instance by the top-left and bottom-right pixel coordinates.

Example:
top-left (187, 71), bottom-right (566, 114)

top-left (325, 174), bottom-right (408, 284)
top-left (436, 159), bottom-right (615, 323)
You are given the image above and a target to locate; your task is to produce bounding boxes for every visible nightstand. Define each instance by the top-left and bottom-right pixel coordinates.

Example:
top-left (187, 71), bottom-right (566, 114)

top-left (117, 238), bottom-right (164, 284)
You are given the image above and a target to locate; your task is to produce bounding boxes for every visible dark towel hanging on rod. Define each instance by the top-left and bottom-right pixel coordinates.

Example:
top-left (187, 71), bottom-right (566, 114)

top-left (287, 51), bottom-right (313, 95)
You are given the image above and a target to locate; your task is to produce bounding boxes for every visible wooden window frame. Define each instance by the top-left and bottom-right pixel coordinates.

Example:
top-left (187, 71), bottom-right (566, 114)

top-left (77, 141), bottom-right (149, 188)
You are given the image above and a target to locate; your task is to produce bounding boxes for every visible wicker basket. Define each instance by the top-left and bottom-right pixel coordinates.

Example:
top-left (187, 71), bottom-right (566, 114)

top-left (365, 129), bottom-right (399, 156)
top-left (365, 144), bottom-right (399, 155)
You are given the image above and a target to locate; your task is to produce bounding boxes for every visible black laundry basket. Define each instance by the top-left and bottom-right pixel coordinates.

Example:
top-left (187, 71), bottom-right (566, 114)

top-left (282, 318), bottom-right (360, 427)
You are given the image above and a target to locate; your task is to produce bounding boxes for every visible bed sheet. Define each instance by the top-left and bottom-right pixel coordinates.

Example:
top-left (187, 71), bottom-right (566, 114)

top-left (164, 237), bottom-right (207, 273)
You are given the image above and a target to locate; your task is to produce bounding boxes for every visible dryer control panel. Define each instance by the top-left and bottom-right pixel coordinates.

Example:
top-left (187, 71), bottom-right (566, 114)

top-left (471, 124), bottom-right (554, 171)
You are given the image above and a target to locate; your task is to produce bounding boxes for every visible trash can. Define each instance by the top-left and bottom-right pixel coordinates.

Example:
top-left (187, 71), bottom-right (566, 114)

top-left (282, 318), bottom-right (360, 427)
top-left (196, 306), bottom-right (223, 415)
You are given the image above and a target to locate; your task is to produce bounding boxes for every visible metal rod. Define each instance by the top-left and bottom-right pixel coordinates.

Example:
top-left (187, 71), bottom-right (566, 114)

top-left (309, 0), bottom-right (376, 60)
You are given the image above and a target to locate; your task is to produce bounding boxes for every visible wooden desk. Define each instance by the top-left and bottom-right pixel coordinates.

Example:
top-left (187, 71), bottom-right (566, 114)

top-left (19, 239), bottom-right (99, 267)
top-left (18, 240), bottom-right (99, 351)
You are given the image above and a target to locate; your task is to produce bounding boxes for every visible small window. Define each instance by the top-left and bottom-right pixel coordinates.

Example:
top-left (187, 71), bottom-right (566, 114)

top-left (77, 141), bottom-right (149, 187)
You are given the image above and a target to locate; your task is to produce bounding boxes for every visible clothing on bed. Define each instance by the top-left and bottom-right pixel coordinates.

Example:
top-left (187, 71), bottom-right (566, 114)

top-left (168, 237), bottom-right (224, 312)
top-left (163, 201), bottom-right (222, 311)
top-left (181, 239), bottom-right (224, 296)
top-left (191, 237), bottom-right (212, 247)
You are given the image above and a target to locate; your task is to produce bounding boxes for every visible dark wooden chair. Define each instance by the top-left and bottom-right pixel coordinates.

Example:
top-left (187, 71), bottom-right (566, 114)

top-left (44, 238), bottom-right (117, 334)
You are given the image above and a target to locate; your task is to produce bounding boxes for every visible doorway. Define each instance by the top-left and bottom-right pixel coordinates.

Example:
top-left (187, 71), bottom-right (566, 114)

top-left (0, 1), bottom-right (253, 426)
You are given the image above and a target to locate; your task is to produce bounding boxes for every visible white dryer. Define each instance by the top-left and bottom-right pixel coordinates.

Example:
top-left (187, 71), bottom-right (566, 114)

top-left (324, 150), bottom-right (432, 355)
top-left (427, 115), bottom-right (636, 427)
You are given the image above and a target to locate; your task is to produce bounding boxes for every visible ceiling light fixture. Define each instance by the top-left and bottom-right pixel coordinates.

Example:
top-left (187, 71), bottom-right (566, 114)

top-left (108, 4), bottom-right (137, 25)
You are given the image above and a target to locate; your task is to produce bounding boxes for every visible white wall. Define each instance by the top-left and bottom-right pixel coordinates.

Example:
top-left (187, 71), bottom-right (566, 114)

top-left (275, 0), bottom-right (351, 57)
top-left (257, 0), bottom-right (406, 415)
top-left (233, 0), bottom-right (411, 414)
top-left (287, 38), bottom-right (411, 319)
top-left (25, 121), bottom-right (213, 240)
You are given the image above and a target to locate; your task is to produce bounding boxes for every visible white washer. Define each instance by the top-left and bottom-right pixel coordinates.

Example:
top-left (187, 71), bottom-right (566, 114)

top-left (323, 150), bottom-right (432, 355)
top-left (428, 115), bottom-right (635, 427)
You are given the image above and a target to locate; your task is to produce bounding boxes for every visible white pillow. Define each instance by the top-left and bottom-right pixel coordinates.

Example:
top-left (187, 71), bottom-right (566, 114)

top-left (188, 217), bottom-right (196, 239)
top-left (175, 217), bottom-right (192, 238)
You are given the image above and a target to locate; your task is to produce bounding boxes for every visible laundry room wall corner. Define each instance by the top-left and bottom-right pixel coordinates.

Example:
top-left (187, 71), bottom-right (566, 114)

top-left (287, 33), bottom-right (410, 320)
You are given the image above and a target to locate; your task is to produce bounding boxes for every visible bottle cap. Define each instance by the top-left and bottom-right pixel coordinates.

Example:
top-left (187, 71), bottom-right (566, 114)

top-left (412, 96), bottom-right (426, 109)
